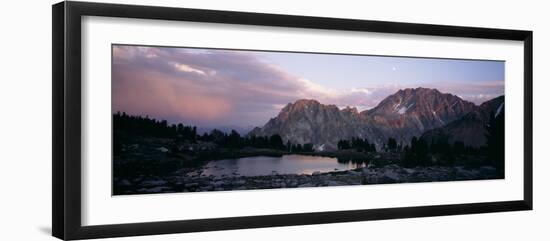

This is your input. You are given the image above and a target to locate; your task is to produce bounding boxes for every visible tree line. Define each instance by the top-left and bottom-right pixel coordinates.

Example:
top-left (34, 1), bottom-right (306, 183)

top-left (337, 138), bottom-right (377, 152)
top-left (402, 111), bottom-right (503, 167)
top-left (336, 112), bottom-right (503, 168)
top-left (114, 111), bottom-right (504, 167)
top-left (113, 112), bottom-right (197, 140)
top-left (113, 112), bottom-right (313, 152)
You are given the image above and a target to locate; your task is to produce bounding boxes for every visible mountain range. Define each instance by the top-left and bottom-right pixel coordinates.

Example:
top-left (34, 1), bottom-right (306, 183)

top-left (248, 87), bottom-right (504, 150)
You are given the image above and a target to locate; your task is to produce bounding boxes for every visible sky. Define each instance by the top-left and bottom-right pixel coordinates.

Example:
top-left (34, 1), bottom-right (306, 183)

top-left (112, 45), bottom-right (504, 129)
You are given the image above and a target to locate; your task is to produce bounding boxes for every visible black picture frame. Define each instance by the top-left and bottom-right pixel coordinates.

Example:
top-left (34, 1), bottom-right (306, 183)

top-left (52, 1), bottom-right (533, 240)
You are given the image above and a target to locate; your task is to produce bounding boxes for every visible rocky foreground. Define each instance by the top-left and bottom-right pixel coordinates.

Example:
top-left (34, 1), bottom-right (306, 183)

top-left (113, 164), bottom-right (502, 195)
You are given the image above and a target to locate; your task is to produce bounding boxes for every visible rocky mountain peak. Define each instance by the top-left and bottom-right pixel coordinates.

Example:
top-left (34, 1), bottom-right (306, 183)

top-left (282, 99), bottom-right (322, 111)
top-left (293, 99), bottom-right (320, 106)
top-left (341, 106), bottom-right (359, 115)
top-left (277, 99), bottom-right (339, 121)
top-left (369, 88), bottom-right (469, 114)
top-left (248, 88), bottom-right (492, 150)
top-left (366, 87), bottom-right (476, 130)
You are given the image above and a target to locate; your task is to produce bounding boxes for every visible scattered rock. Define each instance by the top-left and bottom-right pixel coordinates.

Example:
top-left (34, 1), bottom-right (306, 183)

top-left (288, 181), bottom-right (298, 187)
top-left (184, 182), bottom-right (199, 188)
top-left (156, 147), bottom-right (169, 153)
top-left (120, 162), bottom-right (501, 194)
top-left (200, 186), bottom-right (214, 191)
top-left (141, 180), bottom-right (167, 187)
top-left (143, 186), bottom-right (170, 192)
top-left (118, 179), bottom-right (131, 187)
top-left (326, 181), bottom-right (345, 186)
top-left (348, 170), bottom-right (362, 176)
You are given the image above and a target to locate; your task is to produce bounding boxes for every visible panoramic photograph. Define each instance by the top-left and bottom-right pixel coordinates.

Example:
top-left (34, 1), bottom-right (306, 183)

top-left (112, 45), bottom-right (505, 195)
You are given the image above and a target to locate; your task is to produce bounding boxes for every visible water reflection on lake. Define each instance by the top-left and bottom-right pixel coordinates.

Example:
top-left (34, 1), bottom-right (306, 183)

top-left (201, 154), bottom-right (366, 177)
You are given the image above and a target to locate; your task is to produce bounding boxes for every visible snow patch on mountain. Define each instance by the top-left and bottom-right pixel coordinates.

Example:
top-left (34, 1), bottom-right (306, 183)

top-left (432, 111), bottom-right (444, 124)
top-left (397, 103), bottom-right (415, 114)
top-left (393, 97), bottom-right (403, 111)
top-left (495, 103), bottom-right (504, 117)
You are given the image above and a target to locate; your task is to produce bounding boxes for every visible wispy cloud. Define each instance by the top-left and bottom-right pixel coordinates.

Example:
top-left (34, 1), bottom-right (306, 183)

top-left (423, 81), bottom-right (504, 104)
top-left (171, 62), bottom-right (208, 75)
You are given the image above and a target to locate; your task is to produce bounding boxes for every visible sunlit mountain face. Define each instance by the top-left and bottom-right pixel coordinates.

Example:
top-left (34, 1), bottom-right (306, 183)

top-left (249, 88), bottom-right (502, 150)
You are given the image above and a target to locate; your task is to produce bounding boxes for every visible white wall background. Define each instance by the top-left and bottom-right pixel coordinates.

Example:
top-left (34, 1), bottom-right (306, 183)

top-left (0, 0), bottom-right (547, 240)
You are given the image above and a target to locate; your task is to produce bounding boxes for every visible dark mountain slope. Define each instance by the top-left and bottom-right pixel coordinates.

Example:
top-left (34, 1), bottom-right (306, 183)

top-left (420, 96), bottom-right (504, 147)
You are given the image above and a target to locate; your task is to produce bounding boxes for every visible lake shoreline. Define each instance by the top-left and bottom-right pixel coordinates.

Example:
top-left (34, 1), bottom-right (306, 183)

top-left (113, 136), bottom-right (501, 195)
top-left (113, 163), bottom-right (502, 195)
top-left (200, 154), bottom-right (369, 177)
top-left (178, 148), bottom-right (377, 166)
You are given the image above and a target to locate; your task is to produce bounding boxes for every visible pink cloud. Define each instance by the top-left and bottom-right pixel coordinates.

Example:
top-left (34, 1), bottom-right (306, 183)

top-left (112, 63), bottom-right (233, 123)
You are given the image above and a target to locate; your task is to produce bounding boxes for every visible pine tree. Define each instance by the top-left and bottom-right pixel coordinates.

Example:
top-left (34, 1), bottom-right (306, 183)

top-left (486, 110), bottom-right (505, 170)
top-left (269, 134), bottom-right (284, 150)
top-left (387, 138), bottom-right (397, 152)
